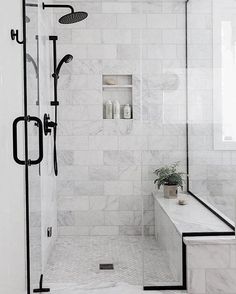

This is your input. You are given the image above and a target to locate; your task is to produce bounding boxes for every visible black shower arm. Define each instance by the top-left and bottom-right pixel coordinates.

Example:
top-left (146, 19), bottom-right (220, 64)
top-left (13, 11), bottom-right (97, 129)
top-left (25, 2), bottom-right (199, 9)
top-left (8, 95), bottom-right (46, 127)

top-left (42, 3), bottom-right (74, 13)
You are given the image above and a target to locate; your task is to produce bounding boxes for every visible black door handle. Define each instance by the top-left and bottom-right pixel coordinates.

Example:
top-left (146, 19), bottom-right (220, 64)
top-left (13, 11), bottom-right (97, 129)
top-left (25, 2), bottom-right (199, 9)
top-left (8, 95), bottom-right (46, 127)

top-left (13, 116), bottom-right (25, 165)
top-left (13, 116), bottom-right (44, 165)
top-left (28, 116), bottom-right (43, 165)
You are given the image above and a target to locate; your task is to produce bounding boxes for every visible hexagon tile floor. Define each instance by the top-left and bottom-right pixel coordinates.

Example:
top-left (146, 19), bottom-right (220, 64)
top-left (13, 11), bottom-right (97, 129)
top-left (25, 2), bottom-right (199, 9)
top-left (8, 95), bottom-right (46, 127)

top-left (44, 236), bottom-right (181, 291)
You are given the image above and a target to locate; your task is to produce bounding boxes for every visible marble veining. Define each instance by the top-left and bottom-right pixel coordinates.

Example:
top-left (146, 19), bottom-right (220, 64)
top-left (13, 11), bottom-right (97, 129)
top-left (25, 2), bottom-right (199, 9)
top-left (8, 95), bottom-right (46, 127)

top-left (153, 192), bottom-right (233, 235)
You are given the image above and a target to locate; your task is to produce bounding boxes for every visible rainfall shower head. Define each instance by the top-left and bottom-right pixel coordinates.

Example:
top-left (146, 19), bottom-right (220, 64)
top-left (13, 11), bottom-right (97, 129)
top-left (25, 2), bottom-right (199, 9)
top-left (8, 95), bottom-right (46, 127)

top-left (42, 2), bottom-right (88, 24)
top-left (54, 54), bottom-right (73, 78)
top-left (59, 11), bottom-right (88, 24)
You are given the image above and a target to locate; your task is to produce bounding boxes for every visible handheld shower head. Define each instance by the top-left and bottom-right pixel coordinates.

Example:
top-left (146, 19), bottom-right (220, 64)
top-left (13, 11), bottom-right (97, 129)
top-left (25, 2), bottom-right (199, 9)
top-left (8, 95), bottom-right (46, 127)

top-left (59, 54), bottom-right (73, 65)
top-left (53, 54), bottom-right (73, 78)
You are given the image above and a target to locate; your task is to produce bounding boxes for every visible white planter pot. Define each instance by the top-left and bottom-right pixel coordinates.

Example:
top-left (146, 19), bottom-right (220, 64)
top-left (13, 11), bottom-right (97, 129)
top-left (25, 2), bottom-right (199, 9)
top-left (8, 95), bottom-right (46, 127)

top-left (164, 185), bottom-right (178, 199)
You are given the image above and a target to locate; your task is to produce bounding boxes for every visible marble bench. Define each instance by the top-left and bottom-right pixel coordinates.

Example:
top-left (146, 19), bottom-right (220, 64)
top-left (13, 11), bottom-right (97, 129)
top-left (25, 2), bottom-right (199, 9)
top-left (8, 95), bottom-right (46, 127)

top-left (153, 191), bottom-right (234, 291)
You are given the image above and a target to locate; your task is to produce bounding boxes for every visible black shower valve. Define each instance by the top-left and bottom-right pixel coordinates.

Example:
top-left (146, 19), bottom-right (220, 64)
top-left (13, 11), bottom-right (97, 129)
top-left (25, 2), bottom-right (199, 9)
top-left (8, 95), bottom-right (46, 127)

top-left (10, 29), bottom-right (24, 44)
top-left (52, 72), bottom-right (59, 79)
top-left (50, 101), bottom-right (59, 106)
top-left (43, 113), bottom-right (57, 136)
top-left (47, 227), bottom-right (53, 238)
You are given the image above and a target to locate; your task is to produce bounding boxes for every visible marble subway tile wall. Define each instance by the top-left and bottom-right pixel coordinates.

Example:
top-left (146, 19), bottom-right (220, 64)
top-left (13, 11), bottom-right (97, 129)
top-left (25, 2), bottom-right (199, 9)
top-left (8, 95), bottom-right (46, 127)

top-left (54, 0), bottom-right (187, 236)
top-left (186, 240), bottom-right (236, 294)
top-left (188, 0), bottom-right (236, 222)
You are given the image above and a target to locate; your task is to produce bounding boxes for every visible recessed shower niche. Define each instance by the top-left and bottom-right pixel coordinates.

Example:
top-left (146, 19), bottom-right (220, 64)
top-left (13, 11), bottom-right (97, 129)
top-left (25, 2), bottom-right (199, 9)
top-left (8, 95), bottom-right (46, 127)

top-left (102, 74), bottom-right (133, 119)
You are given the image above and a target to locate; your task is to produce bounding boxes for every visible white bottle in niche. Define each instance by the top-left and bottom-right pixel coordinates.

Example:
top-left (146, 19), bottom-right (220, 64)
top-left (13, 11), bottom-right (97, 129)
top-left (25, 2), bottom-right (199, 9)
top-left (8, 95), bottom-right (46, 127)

top-left (105, 100), bottom-right (113, 119)
top-left (113, 100), bottom-right (120, 119)
top-left (123, 104), bottom-right (131, 119)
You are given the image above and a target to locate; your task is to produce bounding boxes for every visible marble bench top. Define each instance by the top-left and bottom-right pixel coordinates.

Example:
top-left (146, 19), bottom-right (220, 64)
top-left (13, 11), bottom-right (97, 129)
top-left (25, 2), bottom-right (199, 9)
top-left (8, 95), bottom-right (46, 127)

top-left (153, 191), bottom-right (234, 236)
top-left (184, 235), bottom-right (236, 245)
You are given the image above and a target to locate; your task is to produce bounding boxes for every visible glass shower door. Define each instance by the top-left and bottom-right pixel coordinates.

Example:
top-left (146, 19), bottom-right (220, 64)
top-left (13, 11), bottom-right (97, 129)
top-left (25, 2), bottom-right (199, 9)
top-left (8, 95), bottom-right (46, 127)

top-left (12, 2), bottom-right (45, 292)
top-left (25, 1), bottom-right (58, 292)
top-left (22, 0), bottom-right (186, 292)
top-left (25, 1), bottom-right (43, 292)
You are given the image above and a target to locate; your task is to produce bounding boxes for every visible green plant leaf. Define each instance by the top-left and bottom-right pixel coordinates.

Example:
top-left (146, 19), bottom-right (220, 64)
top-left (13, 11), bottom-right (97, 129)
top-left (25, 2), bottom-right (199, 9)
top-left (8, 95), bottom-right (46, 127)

top-left (153, 162), bottom-right (185, 189)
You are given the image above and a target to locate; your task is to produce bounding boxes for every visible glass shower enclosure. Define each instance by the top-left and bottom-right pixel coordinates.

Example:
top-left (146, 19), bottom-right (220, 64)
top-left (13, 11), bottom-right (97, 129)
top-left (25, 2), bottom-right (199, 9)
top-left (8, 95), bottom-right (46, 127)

top-left (19, 0), bottom-right (236, 293)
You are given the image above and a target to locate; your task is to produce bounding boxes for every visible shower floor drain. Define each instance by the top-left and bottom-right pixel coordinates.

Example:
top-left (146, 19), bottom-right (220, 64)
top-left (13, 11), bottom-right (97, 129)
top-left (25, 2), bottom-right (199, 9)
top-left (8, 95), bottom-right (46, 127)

top-left (99, 264), bottom-right (114, 270)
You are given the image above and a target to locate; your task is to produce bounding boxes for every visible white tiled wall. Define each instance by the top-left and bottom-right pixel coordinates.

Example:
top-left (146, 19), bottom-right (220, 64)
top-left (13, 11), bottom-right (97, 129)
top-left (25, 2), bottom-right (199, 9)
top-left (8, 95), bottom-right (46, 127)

top-left (186, 239), bottom-right (236, 294)
top-left (54, 0), bottom-right (187, 236)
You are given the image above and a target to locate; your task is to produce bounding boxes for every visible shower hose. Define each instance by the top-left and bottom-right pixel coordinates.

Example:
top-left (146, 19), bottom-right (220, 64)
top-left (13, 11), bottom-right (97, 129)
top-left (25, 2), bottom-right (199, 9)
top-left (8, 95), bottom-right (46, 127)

top-left (53, 103), bottom-right (58, 176)
top-left (53, 125), bottom-right (58, 176)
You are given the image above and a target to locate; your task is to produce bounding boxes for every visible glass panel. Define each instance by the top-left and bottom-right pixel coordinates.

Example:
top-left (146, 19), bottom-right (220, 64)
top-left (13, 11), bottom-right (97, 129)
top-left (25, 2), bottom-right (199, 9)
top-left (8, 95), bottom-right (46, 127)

top-left (142, 0), bottom-right (186, 287)
top-left (26, 0), bottom-right (187, 292)
top-left (188, 0), bottom-right (236, 224)
top-left (26, 1), bottom-right (58, 292)
top-left (25, 1), bottom-right (42, 290)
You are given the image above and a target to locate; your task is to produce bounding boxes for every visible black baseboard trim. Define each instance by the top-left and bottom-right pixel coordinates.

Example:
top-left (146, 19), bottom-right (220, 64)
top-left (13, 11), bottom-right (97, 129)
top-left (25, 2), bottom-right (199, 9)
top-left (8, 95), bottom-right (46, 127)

top-left (143, 286), bottom-right (185, 291)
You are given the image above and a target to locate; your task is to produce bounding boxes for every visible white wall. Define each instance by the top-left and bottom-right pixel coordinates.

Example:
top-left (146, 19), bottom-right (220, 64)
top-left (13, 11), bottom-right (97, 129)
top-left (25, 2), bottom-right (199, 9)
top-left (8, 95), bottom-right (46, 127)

top-left (0, 1), bottom-right (26, 294)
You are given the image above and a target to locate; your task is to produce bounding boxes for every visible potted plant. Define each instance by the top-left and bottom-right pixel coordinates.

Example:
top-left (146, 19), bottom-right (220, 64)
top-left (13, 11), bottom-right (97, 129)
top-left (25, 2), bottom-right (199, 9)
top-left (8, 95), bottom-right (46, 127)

top-left (153, 162), bottom-right (185, 199)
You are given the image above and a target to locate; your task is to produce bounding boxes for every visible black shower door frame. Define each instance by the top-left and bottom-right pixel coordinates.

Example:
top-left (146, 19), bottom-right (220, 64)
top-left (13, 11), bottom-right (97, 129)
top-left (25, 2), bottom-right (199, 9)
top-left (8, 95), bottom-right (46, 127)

top-left (21, 0), bottom-right (31, 293)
